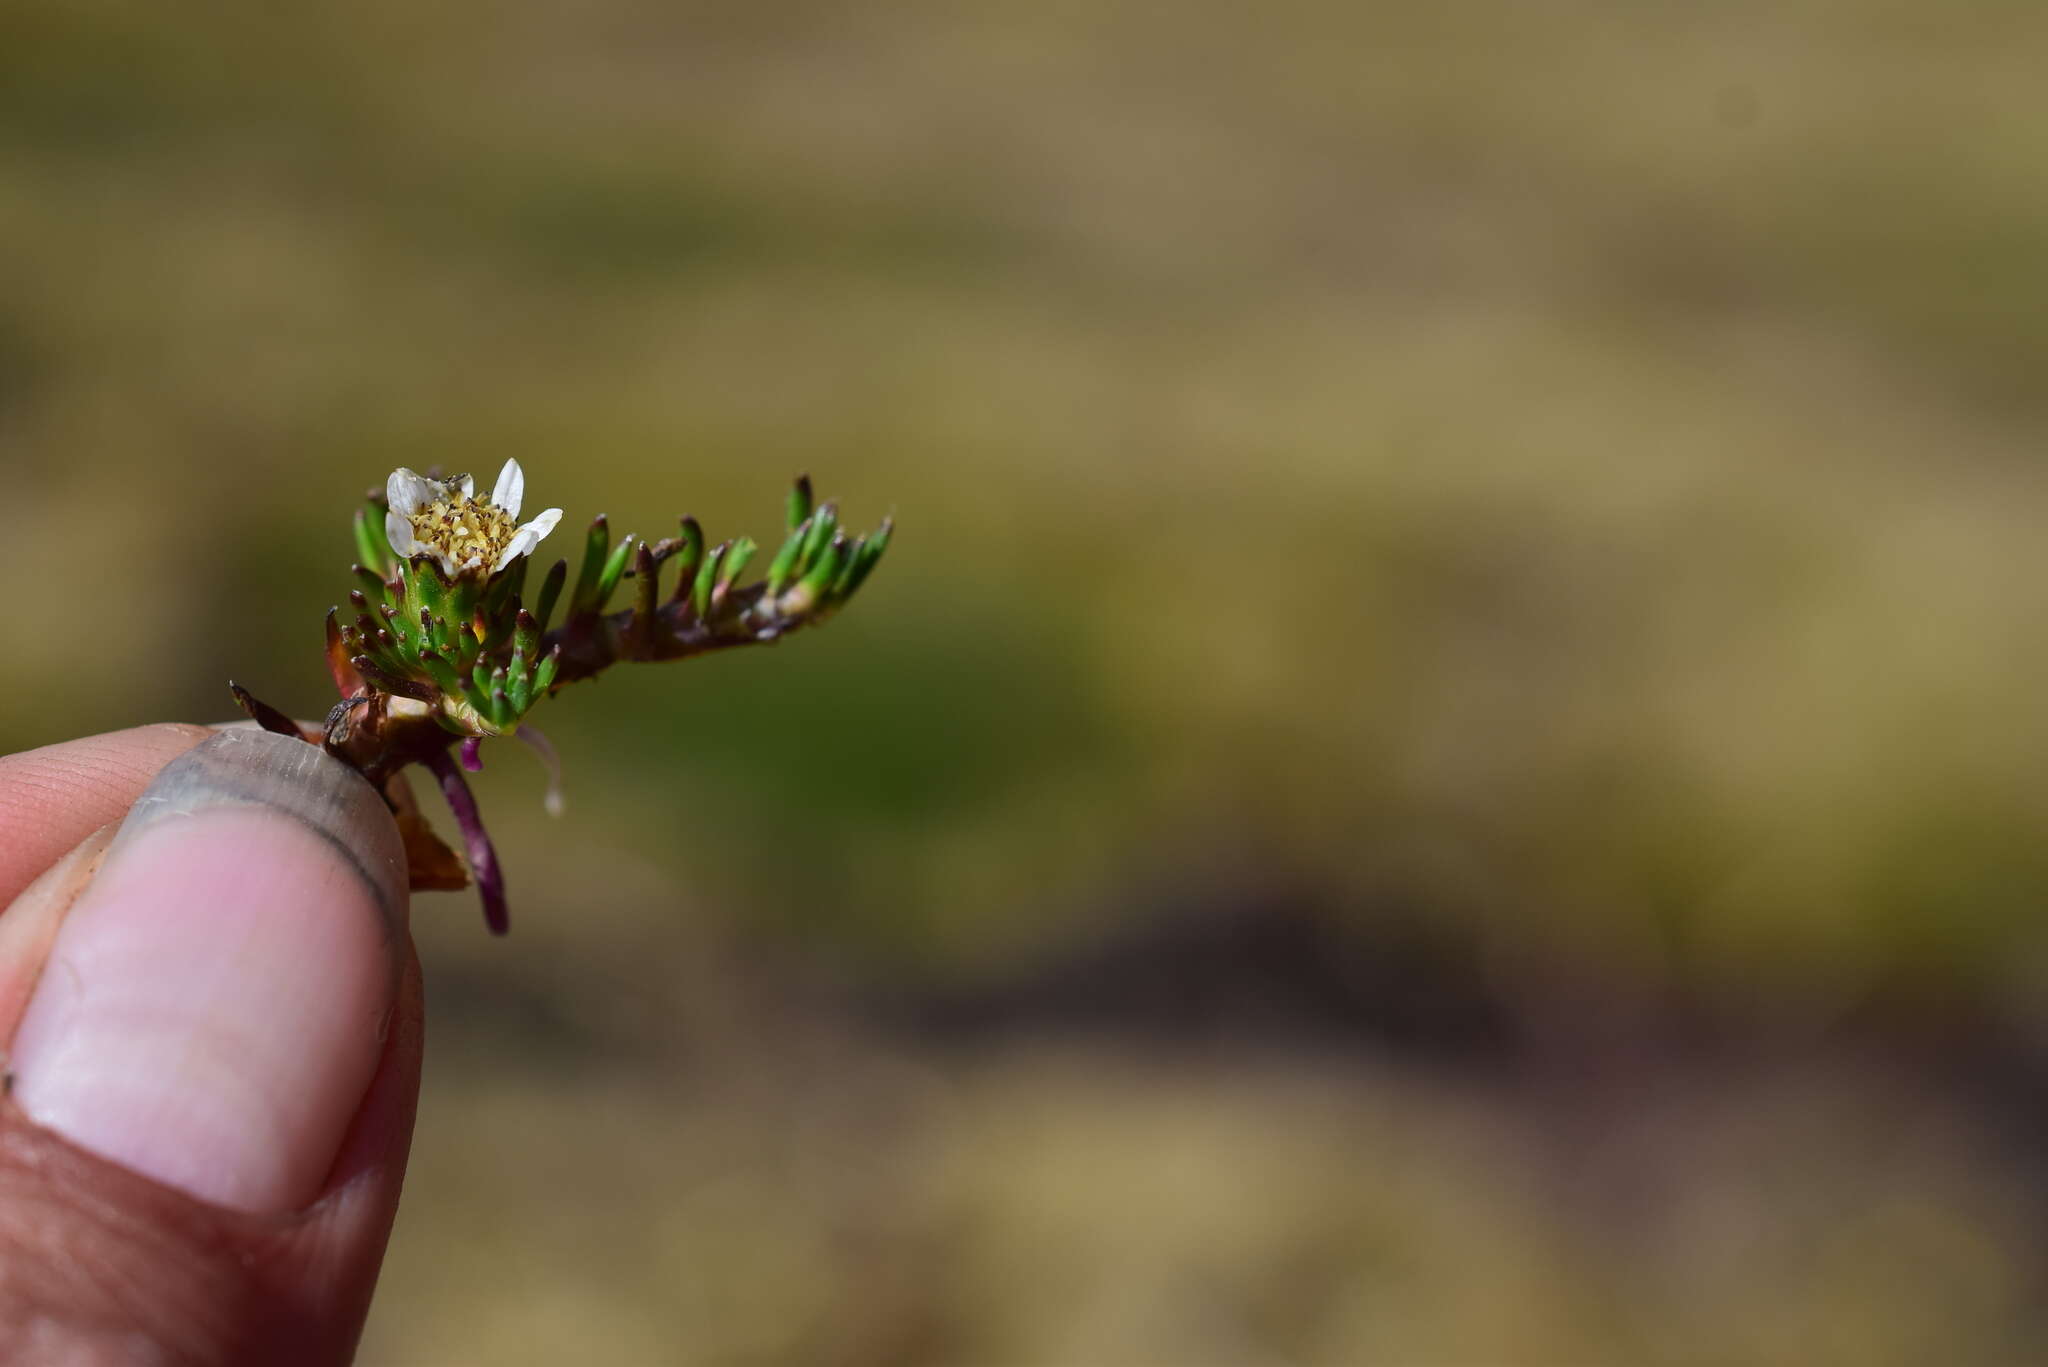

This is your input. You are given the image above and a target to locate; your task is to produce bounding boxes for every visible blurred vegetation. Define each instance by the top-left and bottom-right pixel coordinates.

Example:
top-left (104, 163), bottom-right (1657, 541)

top-left (4, 0), bottom-right (2048, 1362)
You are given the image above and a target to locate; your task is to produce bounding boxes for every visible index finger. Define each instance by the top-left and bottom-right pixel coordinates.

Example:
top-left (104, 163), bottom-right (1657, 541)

top-left (0, 725), bottom-right (215, 906)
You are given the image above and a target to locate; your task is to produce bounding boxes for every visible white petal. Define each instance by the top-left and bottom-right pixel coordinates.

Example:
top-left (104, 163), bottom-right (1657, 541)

top-left (385, 510), bottom-right (420, 559)
top-left (455, 473), bottom-right (475, 498)
top-left (386, 468), bottom-right (438, 517)
top-left (518, 507), bottom-right (563, 544)
top-left (492, 527), bottom-right (541, 573)
top-left (515, 725), bottom-right (566, 817)
top-left (491, 458), bottom-right (525, 519)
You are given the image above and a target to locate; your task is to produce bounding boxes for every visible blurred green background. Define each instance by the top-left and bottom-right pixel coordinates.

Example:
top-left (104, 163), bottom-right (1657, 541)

top-left (5, 0), bottom-right (2048, 1362)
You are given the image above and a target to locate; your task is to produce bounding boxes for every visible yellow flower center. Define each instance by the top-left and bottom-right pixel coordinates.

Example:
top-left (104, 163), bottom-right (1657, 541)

top-left (409, 493), bottom-right (519, 572)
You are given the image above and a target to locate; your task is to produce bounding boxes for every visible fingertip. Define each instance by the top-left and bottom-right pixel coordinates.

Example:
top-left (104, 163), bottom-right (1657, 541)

top-left (9, 733), bottom-right (407, 1213)
top-left (0, 724), bottom-right (216, 905)
top-left (0, 824), bottom-right (116, 1044)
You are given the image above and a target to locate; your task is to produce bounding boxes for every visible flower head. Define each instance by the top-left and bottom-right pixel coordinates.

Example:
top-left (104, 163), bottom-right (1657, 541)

top-left (385, 460), bottom-right (563, 578)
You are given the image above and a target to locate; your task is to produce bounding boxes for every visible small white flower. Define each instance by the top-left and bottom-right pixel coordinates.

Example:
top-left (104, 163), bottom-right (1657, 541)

top-left (385, 459), bottom-right (563, 577)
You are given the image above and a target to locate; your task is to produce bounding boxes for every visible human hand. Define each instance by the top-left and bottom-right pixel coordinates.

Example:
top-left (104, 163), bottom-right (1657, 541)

top-left (0, 724), bottom-right (421, 1364)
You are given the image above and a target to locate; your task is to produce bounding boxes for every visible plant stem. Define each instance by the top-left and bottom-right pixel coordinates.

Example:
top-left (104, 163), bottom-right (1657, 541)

top-left (424, 746), bottom-right (508, 935)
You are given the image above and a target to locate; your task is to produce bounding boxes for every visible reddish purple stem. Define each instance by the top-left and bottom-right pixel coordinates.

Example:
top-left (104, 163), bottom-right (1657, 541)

top-left (459, 736), bottom-right (485, 772)
top-left (424, 747), bottom-right (509, 935)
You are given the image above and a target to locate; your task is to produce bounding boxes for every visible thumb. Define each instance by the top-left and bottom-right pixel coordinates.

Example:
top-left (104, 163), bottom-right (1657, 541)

top-left (0, 729), bottom-right (420, 1364)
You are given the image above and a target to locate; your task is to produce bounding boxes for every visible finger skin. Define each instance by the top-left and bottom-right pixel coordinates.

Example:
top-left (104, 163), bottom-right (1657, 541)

top-left (0, 826), bottom-right (116, 1047)
top-left (0, 726), bottom-right (214, 907)
top-left (0, 727), bottom-right (426, 1362)
top-left (12, 732), bottom-right (409, 1215)
top-left (0, 945), bottom-right (423, 1365)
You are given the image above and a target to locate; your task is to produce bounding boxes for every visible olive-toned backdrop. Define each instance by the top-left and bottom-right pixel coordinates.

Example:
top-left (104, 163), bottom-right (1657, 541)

top-left (4, 2), bottom-right (2045, 1362)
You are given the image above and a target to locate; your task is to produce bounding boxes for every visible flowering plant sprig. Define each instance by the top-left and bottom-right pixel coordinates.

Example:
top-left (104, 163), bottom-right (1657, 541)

top-left (232, 461), bottom-right (891, 933)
